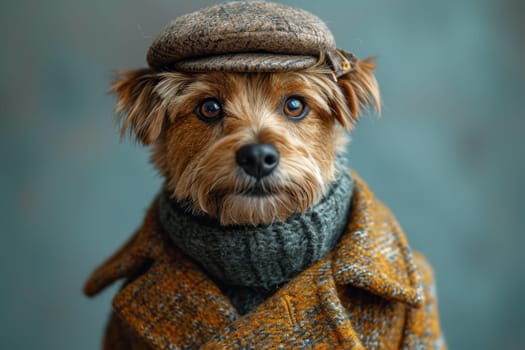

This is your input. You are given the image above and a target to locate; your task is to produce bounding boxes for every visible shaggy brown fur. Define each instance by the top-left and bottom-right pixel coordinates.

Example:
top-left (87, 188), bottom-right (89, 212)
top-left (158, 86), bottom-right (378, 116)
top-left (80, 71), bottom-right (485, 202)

top-left (112, 59), bottom-right (380, 225)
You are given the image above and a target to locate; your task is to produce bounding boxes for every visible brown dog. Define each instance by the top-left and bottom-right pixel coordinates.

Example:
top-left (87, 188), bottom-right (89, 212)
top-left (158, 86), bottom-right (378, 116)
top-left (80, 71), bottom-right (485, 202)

top-left (85, 2), bottom-right (444, 349)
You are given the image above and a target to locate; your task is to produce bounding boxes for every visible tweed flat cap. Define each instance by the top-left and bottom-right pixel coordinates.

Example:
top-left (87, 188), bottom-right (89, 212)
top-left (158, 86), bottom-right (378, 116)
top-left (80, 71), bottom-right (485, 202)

top-left (147, 1), bottom-right (355, 76)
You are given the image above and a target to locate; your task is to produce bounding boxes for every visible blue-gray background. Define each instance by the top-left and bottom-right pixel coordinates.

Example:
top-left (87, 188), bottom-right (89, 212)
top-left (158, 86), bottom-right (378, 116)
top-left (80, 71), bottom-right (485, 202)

top-left (1, 0), bottom-right (524, 349)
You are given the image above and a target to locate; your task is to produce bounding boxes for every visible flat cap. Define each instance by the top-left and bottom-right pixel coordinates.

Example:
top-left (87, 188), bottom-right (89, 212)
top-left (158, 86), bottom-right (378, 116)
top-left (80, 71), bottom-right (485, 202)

top-left (147, 1), bottom-right (355, 76)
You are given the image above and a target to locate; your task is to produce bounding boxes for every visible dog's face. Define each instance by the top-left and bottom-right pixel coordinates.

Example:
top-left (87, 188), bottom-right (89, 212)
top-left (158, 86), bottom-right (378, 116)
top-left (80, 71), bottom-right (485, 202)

top-left (113, 60), bottom-right (379, 225)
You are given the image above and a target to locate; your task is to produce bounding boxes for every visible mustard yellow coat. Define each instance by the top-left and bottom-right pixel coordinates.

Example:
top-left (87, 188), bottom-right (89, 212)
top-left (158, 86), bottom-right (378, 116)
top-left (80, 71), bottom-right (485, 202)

top-left (84, 174), bottom-right (445, 349)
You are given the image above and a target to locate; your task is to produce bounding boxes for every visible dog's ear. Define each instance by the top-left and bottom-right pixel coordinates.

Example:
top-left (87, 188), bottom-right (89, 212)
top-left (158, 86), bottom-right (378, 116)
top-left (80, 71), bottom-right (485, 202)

top-left (333, 57), bottom-right (381, 130)
top-left (112, 68), bottom-right (167, 145)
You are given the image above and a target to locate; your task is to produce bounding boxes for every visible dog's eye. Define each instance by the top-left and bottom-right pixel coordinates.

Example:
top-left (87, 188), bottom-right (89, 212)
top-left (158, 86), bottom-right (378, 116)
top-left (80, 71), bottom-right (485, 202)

top-left (196, 98), bottom-right (223, 122)
top-left (282, 96), bottom-right (309, 120)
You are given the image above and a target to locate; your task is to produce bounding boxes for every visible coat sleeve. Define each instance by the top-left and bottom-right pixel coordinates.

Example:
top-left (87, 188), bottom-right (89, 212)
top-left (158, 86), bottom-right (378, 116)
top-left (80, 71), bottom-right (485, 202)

top-left (401, 252), bottom-right (447, 350)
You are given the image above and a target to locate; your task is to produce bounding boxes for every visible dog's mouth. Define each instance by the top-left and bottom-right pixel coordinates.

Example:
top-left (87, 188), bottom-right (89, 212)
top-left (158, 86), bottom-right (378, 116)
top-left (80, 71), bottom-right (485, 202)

top-left (239, 182), bottom-right (276, 197)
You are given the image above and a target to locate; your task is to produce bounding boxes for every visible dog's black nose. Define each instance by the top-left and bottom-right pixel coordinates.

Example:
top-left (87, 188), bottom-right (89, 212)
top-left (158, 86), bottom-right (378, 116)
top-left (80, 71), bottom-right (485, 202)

top-left (236, 144), bottom-right (280, 179)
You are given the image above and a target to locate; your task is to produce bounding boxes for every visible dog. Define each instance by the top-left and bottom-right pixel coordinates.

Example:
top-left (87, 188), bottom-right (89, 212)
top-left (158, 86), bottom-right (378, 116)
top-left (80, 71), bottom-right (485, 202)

top-left (113, 60), bottom-right (378, 226)
top-left (85, 2), bottom-right (444, 349)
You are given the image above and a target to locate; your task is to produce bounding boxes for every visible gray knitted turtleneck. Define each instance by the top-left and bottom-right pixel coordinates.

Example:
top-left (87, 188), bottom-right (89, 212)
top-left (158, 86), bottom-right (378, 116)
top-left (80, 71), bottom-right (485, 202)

top-left (158, 170), bottom-right (353, 314)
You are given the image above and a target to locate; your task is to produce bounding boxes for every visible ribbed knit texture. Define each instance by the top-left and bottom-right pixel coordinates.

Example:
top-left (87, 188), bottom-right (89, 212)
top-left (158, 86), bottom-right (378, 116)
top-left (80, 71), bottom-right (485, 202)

top-left (158, 170), bottom-right (353, 313)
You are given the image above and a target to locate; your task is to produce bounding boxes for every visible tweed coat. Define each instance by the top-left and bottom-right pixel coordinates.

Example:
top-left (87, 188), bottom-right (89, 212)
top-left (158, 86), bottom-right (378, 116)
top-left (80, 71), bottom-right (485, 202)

top-left (84, 173), bottom-right (445, 349)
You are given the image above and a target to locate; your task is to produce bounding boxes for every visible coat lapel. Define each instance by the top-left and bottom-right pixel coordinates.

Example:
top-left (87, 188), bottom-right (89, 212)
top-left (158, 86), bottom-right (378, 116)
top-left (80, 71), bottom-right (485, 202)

top-left (112, 248), bottom-right (240, 349)
top-left (201, 259), bottom-right (365, 349)
top-left (332, 172), bottom-right (424, 307)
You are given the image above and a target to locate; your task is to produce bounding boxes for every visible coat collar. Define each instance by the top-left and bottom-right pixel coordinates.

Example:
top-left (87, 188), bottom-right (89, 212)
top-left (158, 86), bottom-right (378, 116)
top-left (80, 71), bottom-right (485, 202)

top-left (84, 171), bottom-right (424, 348)
top-left (332, 172), bottom-right (424, 306)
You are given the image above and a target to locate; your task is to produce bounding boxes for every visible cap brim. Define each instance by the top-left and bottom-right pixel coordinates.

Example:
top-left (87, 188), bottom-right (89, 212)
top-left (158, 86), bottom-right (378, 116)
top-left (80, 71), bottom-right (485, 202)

top-left (171, 53), bottom-right (319, 73)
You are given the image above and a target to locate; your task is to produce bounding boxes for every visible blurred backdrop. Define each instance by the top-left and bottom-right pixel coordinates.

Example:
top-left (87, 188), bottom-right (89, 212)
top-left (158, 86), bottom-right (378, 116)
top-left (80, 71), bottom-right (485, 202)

top-left (1, 0), bottom-right (524, 349)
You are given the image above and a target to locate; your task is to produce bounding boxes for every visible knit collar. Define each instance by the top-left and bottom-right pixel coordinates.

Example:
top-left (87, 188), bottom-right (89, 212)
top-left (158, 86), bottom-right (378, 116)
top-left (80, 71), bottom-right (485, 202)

top-left (158, 171), bottom-right (354, 289)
